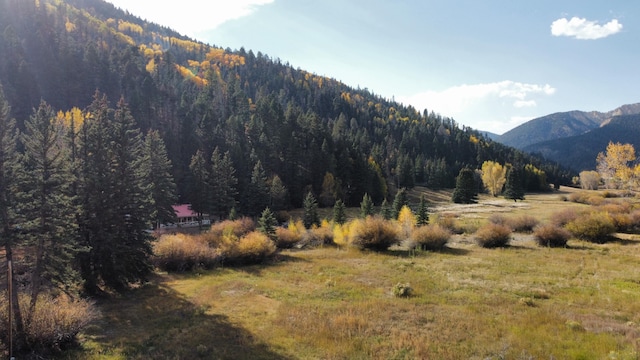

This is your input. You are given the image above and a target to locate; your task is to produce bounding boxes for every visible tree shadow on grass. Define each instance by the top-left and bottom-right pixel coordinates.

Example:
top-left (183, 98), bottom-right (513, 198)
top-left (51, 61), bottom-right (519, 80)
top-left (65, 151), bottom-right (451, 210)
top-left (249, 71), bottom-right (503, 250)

top-left (77, 276), bottom-right (293, 360)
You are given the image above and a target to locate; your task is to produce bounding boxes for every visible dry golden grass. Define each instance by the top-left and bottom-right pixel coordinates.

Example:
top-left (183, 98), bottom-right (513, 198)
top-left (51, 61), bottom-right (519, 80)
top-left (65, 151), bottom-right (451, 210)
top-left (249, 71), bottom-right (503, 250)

top-left (68, 189), bottom-right (640, 359)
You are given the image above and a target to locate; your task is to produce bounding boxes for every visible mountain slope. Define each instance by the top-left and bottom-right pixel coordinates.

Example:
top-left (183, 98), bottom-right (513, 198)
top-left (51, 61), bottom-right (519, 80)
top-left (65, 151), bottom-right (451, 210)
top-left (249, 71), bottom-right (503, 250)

top-left (0, 0), bottom-right (573, 210)
top-left (524, 114), bottom-right (640, 171)
top-left (497, 103), bottom-right (640, 149)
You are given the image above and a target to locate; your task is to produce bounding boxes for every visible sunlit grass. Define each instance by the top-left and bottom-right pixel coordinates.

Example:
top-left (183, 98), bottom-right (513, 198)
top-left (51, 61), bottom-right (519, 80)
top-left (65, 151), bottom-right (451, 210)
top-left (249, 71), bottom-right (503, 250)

top-left (68, 190), bottom-right (640, 359)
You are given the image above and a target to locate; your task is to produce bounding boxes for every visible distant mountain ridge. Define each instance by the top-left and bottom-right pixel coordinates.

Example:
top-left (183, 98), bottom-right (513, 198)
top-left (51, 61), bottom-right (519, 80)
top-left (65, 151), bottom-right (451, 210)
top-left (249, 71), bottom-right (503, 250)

top-left (496, 103), bottom-right (640, 150)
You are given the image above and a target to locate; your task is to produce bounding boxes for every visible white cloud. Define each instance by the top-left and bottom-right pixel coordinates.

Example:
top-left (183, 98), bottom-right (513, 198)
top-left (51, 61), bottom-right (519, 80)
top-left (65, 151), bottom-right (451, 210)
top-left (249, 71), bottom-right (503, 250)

top-left (397, 81), bottom-right (556, 134)
top-left (551, 17), bottom-right (622, 40)
top-left (398, 81), bottom-right (555, 116)
top-left (105, 0), bottom-right (274, 39)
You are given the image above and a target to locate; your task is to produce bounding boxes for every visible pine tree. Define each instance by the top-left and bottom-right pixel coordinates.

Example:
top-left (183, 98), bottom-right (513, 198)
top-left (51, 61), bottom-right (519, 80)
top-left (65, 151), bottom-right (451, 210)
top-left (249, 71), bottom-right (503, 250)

top-left (416, 194), bottom-right (429, 226)
top-left (302, 191), bottom-right (320, 229)
top-left (333, 199), bottom-right (347, 224)
top-left (269, 175), bottom-right (289, 211)
top-left (210, 147), bottom-right (238, 219)
top-left (504, 166), bottom-right (525, 202)
top-left (258, 207), bottom-right (277, 239)
top-left (144, 130), bottom-right (177, 228)
top-left (392, 188), bottom-right (408, 219)
top-left (20, 100), bottom-right (79, 313)
top-left (188, 149), bottom-right (210, 220)
top-left (246, 160), bottom-right (270, 217)
top-left (0, 84), bottom-right (25, 343)
top-left (380, 198), bottom-right (392, 220)
top-left (452, 168), bottom-right (478, 204)
top-left (360, 193), bottom-right (374, 218)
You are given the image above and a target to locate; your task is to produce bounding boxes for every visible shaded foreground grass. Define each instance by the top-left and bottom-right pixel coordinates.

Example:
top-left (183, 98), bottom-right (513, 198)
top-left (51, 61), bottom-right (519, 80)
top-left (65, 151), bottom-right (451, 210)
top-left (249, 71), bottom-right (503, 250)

top-left (66, 190), bottom-right (640, 359)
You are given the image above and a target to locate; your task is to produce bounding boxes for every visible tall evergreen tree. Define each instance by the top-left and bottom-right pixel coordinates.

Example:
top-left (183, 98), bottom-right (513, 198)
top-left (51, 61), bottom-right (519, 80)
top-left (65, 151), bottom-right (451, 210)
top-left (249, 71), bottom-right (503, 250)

top-left (144, 129), bottom-right (177, 228)
top-left (245, 160), bottom-right (270, 217)
top-left (269, 174), bottom-right (289, 211)
top-left (416, 194), bottom-right (429, 226)
top-left (188, 149), bottom-right (210, 220)
top-left (0, 84), bottom-right (25, 343)
top-left (210, 147), bottom-right (238, 219)
top-left (20, 100), bottom-right (79, 313)
top-left (333, 199), bottom-right (347, 225)
top-left (257, 207), bottom-right (277, 239)
top-left (302, 191), bottom-right (320, 229)
top-left (392, 188), bottom-right (408, 219)
top-left (360, 193), bottom-right (374, 218)
top-left (452, 168), bottom-right (478, 204)
top-left (380, 198), bottom-right (392, 220)
top-left (504, 166), bottom-right (525, 202)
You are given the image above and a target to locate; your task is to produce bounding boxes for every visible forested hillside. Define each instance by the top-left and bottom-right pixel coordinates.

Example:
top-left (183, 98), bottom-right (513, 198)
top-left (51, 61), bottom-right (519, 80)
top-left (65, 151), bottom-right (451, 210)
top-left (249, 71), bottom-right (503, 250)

top-left (0, 0), bottom-right (571, 213)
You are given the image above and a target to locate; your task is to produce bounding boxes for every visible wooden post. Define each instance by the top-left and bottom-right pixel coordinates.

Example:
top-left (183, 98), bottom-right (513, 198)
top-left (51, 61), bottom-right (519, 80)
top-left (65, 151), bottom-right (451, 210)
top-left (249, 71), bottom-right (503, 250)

top-left (7, 259), bottom-right (12, 359)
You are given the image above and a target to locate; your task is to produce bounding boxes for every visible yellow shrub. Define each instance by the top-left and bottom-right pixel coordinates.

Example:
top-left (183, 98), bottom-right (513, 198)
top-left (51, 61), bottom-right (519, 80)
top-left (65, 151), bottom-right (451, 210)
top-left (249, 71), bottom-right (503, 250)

top-left (225, 231), bottom-right (276, 265)
top-left (411, 224), bottom-right (452, 251)
top-left (349, 216), bottom-right (400, 251)
top-left (565, 212), bottom-right (615, 243)
top-left (153, 233), bottom-right (221, 271)
top-left (275, 227), bottom-right (302, 248)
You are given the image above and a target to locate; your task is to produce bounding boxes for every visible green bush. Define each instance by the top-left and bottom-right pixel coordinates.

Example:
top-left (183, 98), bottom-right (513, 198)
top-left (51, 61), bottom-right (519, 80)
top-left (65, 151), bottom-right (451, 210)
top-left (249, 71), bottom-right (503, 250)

top-left (350, 216), bottom-right (400, 251)
top-left (533, 224), bottom-right (571, 247)
top-left (410, 224), bottom-right (452, 251)
top-left (0, 293), bottom-right (98, 354)
top-left (475, 223), bottom-right (511, 248)
top-left (153, 233), bottom-right (221, 271)
top-left (565, 212), bottom-right (615, 243)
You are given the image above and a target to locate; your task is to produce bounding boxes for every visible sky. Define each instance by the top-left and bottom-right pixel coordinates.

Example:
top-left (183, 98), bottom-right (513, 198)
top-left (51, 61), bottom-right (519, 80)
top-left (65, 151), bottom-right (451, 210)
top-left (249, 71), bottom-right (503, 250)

top-left (104, 0), bottom-right (640, 135)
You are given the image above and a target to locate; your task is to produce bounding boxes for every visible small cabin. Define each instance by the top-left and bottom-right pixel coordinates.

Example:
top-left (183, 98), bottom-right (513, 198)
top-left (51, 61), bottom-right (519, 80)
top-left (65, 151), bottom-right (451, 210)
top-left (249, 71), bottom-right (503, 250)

top-left (160, 204), bottom-right (210, 228)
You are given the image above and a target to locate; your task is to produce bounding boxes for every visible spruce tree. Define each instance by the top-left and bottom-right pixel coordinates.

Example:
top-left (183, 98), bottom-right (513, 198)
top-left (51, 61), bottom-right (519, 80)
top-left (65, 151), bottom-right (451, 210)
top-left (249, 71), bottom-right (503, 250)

top-left (360, 193), bottom-right (374, 218)
top-left (333, 199), bottom-right (347, 224)
top-left (210, 147), bottom-right (238, 219)
top-left (0, 84), bottom-right (25, 342)
top-left (144, 130), bottom-right (177, 228)
top-left (20, 100), bottom-right (79, 312)
top-left (392, 188), bottom-right (408, 219)
top-left (258, 207), bottom-right (277, 239)
top-left (416, 194), bottom-right (429, 226)
top-left (188, 149), bottom-right (210, 220)
top-left (269, 174), bottom-right (289, 211)
top-left (380, 198), bottom-right (392, 220)
top-left (302, 191), bottom-right (320, 229)
top-left (452, 168), bottom-right (478, 204)
top-left (246, 160), bottom-right (270, 217)
top-left (504, 166), bottom-right (525, 202)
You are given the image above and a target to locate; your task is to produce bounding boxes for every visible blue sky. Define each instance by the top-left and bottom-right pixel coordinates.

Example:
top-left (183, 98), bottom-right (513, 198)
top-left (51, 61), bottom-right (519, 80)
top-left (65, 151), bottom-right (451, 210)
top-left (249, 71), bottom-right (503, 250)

top-left (105, 0), bottom-right (639, 134)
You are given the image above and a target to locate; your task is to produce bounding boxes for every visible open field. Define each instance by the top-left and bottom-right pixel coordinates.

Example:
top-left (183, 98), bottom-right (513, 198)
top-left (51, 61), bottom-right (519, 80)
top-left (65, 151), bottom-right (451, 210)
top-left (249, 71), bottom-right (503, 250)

top-left (66, 188), bottom-right (640, 359)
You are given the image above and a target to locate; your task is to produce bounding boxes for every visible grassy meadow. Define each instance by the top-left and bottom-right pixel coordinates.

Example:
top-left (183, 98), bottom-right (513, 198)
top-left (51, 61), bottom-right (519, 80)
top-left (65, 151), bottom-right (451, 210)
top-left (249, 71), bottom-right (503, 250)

top-left (66, 188), bottom-right (640, 359)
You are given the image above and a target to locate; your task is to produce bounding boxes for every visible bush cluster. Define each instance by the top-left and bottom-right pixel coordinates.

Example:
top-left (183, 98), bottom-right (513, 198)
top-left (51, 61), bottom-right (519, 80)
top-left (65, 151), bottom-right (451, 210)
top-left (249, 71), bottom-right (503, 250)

top-left (410, 224), bottom-right (452, 251)
top-left (488, 214), bottom-right (538, 233)
top-left (153, 233), bottom-right (222, 271)
top-left (564, 212), bottom-right (616, 243)
top-left (533, 224), bottom-right (571, 247)
top-left (349, 216), bottom-right (401, 251)
top-left (392, 283), bottom-right (413, 298)
top-left (475, 223), bottom-right (511, 248)
top-left (209, 217), bottom-right (256, 239)
top-left (0, 294), bottom-right (98, 354)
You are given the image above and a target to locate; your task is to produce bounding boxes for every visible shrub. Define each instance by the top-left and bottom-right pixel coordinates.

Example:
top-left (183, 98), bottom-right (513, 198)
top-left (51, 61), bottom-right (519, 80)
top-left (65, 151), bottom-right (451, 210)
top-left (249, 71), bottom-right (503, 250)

top-left (410, 224), bottom-right (452, 251)
top-left (488, 213), bottom-right (508, 226)
top-left (434, 213), bottom-right (464, 234)
top-left (350, 216), bottom-right (400, 251)
top-left (609, 212), bottom-right (633, 232)
top-left (298, 220), bottom-right (334, 248)
top-left (508, 214), bottom-right (539, 233)
top-left (565, 212), bottom-right (616, 243)
top-left (533, 224), bottom-right (571, 247)
top-left (475, 223), bottom-right (511, 248)
top-left (0, 293), bottom-right (98, 354)
top-left (224, 231), bottom-right (276, 265)
top-left (392, 283), bottom-right (413, 298)
top-left (153, 233), bottom-right (221, 271)
top-left (209, 217), bottom-right (256, 239)
top-left (550, 208), bottom-right (580, 227)
top-left (274, 227), bottom-right (302, 249)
